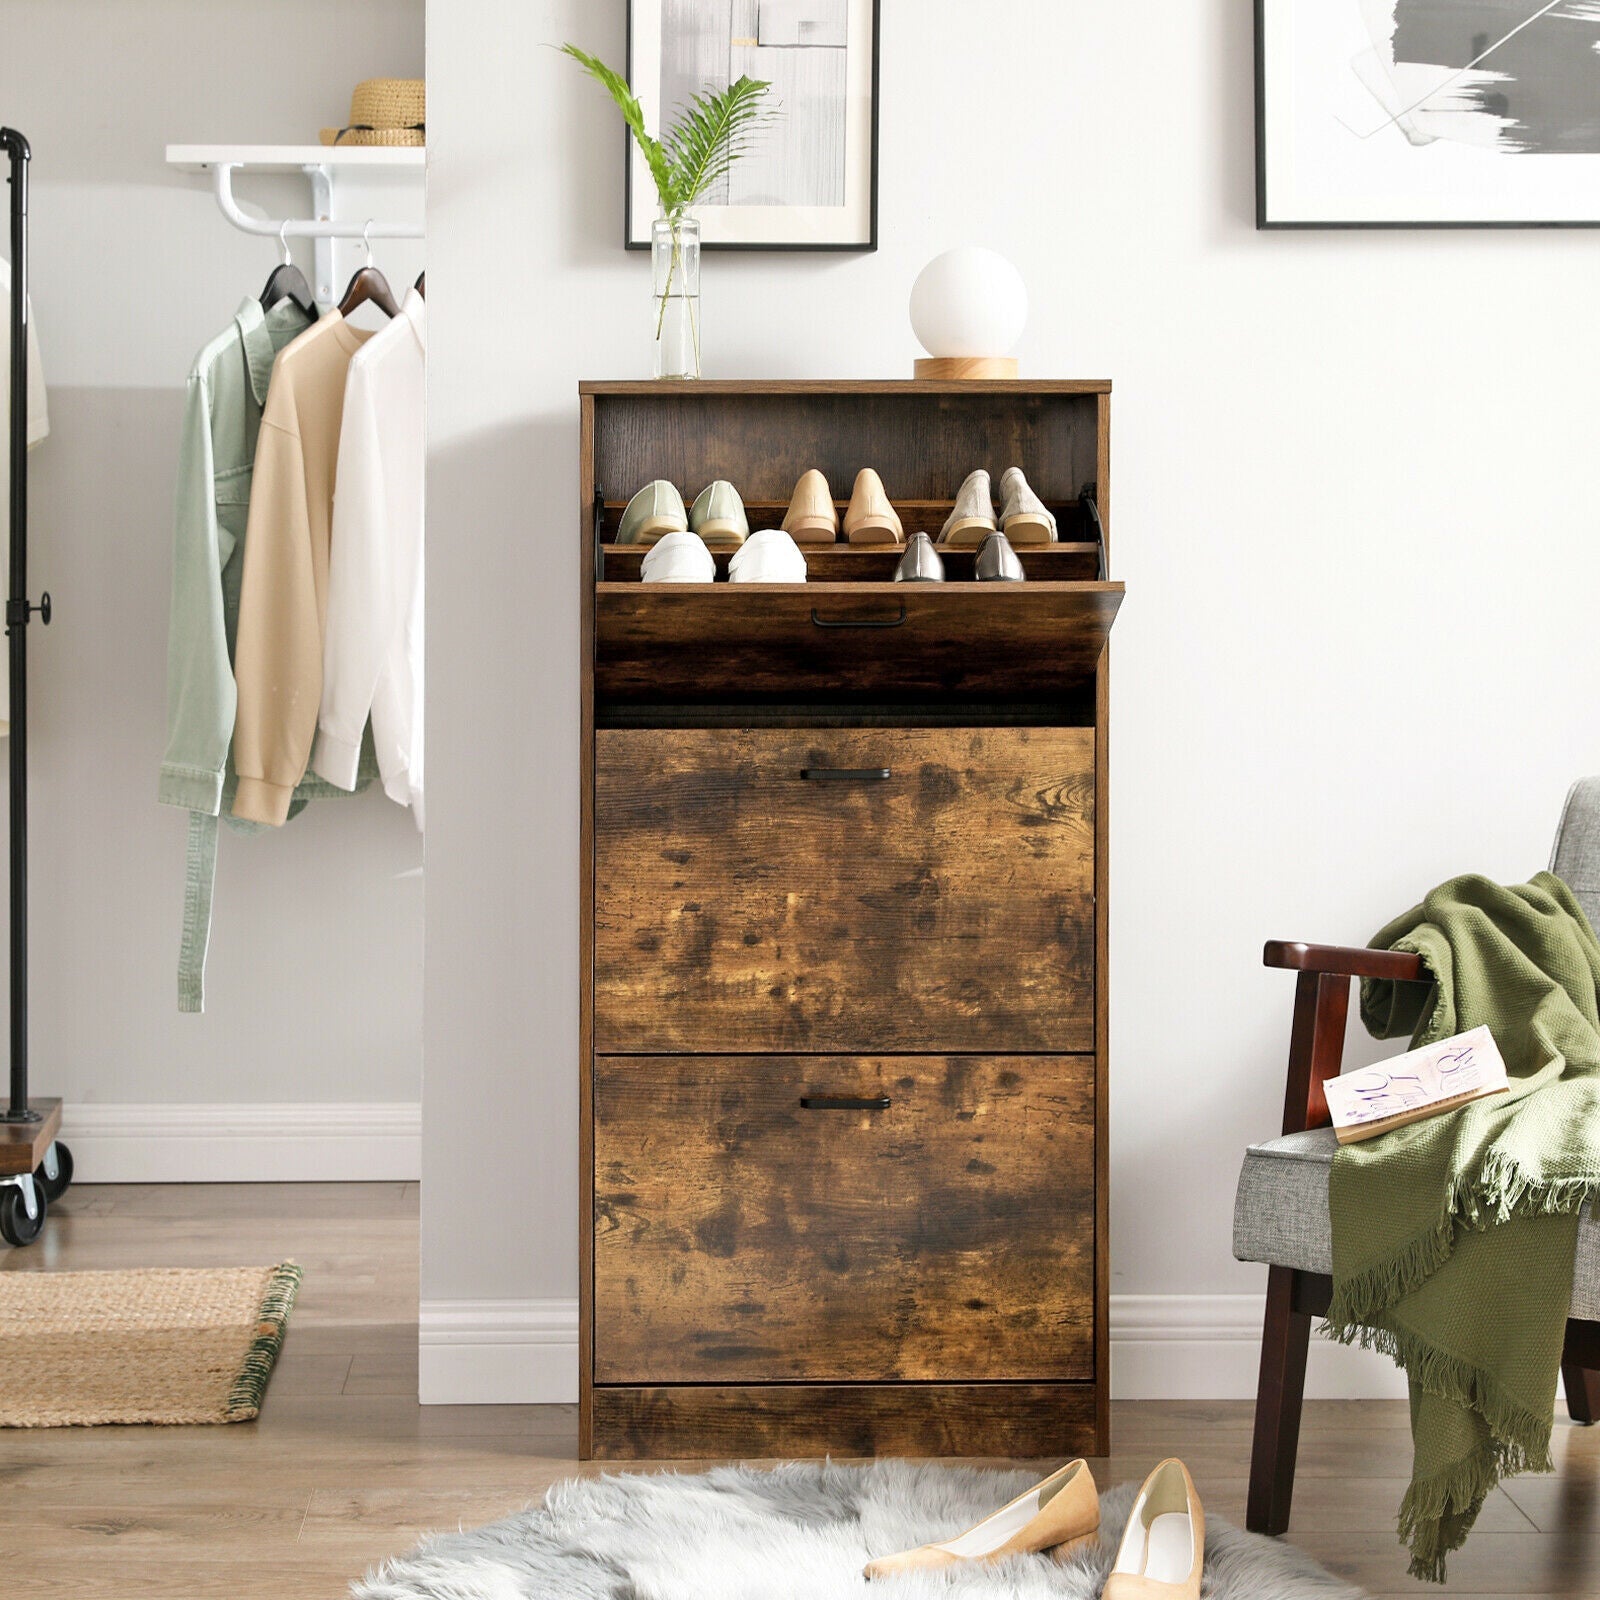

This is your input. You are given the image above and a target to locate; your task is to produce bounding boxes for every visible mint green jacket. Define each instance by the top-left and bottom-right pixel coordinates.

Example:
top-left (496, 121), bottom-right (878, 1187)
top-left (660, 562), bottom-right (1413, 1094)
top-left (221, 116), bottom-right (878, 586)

top-left (161, 296), bottom-right (309, 811)
top-left (161, 298), bottom-right (372, 1010)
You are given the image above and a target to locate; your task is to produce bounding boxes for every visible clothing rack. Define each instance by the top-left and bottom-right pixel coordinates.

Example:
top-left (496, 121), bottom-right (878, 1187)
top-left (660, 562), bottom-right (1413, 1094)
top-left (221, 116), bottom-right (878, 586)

top-left (167, 145), bottom-right (424, 307)
top-left (208, 160), bottom-right (424, 243)
top-left (0, 126), bottom-right (72, 1247)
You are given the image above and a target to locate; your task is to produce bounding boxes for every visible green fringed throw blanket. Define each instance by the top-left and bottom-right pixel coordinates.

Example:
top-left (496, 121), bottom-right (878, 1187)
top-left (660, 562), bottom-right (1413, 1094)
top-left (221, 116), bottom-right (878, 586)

top-left (1335, 872), bottom-right (1600, 1581)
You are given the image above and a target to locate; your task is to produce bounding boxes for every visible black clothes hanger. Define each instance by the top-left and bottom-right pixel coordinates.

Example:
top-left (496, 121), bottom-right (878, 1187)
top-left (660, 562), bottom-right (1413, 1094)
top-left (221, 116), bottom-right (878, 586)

top-left (414, 270), bottom-right (425, 299)
top-left (260, 225), bottom-right (318, 319)
top-left (337, 223), bottom-right (400, 320)
top-left (260, 261), bottom-right (318, 319)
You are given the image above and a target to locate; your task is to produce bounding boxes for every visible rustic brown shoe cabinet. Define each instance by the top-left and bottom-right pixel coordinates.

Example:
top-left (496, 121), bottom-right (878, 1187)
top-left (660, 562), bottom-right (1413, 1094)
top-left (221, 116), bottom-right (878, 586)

top-left (579, 380), bottom-right (1122, 1460)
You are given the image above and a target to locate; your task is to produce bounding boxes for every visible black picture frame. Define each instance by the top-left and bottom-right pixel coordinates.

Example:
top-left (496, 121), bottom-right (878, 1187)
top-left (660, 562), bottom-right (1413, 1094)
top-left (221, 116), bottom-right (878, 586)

top-left (1255, 0), bottom-right (1600, 230)
top-left (624, 0), bottom-right (880, 252)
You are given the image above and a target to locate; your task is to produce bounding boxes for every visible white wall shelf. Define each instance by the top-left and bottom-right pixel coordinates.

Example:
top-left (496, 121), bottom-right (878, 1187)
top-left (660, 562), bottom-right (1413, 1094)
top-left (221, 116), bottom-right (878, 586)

top-left (166, 143), bottom-right (425, 305)
top-left (166, 143), bottom-right (425, 172)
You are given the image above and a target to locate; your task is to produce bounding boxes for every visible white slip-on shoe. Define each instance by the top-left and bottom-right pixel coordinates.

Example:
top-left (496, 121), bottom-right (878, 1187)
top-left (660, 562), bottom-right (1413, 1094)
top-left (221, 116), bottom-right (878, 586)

top-left (728, 527), bottom-right (807, 584)
top-left (641, 528), bottom-right (715, 583)
top-left (998, 465), bottom-right (1058, 546)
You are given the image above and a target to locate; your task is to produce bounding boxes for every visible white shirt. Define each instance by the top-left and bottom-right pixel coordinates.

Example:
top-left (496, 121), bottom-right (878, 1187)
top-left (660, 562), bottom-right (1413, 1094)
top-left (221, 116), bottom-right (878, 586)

top-left (0, 259), bottom-right (48, 738)
top-left (311, 289), bottom-right (424, 827)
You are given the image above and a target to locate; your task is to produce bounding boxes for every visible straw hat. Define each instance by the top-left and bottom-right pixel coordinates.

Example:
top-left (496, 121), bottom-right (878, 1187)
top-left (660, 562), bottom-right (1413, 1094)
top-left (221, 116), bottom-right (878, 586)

top-left (320, 79), bottom-right (425, 147)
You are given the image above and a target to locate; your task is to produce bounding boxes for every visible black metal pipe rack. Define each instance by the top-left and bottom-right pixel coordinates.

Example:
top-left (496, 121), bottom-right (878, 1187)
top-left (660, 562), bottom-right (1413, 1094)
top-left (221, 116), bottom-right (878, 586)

top-left (0, 126), bottom-right (73, 1248)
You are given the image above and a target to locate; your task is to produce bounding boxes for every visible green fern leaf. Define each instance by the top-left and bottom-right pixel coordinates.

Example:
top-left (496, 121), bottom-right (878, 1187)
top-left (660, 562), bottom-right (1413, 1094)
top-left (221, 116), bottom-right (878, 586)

top-left (662, 75), bottom-right (776, 211)
top-left (560, 43), bottom-right (681, 215)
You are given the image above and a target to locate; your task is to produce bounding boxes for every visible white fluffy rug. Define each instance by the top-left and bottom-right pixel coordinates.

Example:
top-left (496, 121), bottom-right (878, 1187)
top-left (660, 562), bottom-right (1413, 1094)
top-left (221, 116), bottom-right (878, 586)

top-left (352, 1461), bottom-right (1367, 1599)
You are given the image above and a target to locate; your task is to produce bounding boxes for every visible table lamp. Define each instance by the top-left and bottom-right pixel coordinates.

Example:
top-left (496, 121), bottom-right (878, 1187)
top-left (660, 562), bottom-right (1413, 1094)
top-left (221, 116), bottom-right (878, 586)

top-left (909, 247), bottom-right (1028, 379)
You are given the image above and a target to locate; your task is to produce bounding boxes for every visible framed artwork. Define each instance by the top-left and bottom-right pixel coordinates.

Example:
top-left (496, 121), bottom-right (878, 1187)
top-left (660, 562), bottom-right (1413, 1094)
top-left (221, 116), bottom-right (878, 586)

top-left (625, 0), bottom-right (879, 251)
top-left (1256, 0), bottom-right (1600, 228)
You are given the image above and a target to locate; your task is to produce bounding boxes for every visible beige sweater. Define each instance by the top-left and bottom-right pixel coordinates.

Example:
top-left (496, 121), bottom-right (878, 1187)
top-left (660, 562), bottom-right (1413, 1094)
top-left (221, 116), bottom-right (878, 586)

top-left (231, 313), bottom-right (372, 825)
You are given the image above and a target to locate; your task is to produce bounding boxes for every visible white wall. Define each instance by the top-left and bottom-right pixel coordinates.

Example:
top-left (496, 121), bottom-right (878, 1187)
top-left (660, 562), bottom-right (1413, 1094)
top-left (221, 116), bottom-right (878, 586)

top-left (4, 1), bottom-right (426, 1174)
top-left (423, 0), bottom-right (1600, 1399)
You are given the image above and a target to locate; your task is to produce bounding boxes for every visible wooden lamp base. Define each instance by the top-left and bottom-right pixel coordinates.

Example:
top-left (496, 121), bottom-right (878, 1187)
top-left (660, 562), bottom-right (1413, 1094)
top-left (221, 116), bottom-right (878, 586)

top-left (914, 357), bottom-right (1019, 381)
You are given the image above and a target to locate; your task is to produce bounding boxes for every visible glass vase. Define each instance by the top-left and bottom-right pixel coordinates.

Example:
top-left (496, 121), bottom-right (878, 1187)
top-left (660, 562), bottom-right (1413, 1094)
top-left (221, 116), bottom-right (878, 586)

top-left (652, 214), bottom-right (701, 380)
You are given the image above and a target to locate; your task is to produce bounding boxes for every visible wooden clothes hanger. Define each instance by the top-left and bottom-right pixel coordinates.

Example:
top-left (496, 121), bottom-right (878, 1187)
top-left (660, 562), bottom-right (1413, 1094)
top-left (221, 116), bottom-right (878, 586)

top-left (337, 222), bottom-right (401, 319)
top-left (260, 222), bottom-right (318, 319)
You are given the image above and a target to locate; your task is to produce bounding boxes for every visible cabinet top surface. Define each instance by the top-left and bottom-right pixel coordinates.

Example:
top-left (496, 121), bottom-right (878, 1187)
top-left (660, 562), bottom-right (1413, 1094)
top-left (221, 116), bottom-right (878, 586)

top-left (579, 379), bottom-right (1112, 397)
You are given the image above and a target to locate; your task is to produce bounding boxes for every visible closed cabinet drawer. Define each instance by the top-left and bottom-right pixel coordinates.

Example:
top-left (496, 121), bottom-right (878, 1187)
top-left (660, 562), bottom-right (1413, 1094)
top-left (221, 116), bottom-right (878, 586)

top-left (592, 1054), bottom-right (1096, 1384)
top-left (593, 726), bottom-right (1094, 1054)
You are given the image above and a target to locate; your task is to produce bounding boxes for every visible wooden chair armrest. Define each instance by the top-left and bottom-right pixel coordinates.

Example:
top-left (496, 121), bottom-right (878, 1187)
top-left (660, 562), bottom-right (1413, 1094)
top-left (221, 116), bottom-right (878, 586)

top-left (1264, 940), bottom-right (1425, 982)
top-left (1265, 942), bottom-right (1430, 1134)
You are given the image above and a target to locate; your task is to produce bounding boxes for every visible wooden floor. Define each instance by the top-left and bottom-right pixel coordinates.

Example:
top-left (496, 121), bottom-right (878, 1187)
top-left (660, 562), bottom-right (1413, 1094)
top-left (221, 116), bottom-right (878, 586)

top-left (4, 1184), bottom-right (1600, 1598)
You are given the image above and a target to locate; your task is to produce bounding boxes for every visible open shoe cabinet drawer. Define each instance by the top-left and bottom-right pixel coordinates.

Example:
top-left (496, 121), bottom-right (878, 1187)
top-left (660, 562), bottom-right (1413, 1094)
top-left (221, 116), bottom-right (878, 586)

top-left (594, 579), bottom-right (1122, 702)
top-left (585, 380), bottom-right (1121, 707)
top-left (580, 382), bottom-right (1115, 1461)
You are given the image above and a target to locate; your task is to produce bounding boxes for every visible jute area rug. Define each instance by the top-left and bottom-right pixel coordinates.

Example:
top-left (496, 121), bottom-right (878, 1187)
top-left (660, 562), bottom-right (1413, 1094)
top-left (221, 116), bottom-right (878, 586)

top-left (354, 1463), bottom-right (1367, 1599)
top-left (0, 1261), bottom-right (300, 1426)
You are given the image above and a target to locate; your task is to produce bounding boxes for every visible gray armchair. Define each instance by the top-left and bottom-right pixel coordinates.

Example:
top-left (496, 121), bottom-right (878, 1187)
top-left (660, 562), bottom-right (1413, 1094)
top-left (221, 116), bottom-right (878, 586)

top-left (1231, 779), bottom-right (1600, 1536)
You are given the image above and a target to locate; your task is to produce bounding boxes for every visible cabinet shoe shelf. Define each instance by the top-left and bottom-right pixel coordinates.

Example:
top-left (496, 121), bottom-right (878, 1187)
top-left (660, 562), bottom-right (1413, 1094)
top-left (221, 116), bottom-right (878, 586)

top-left (596, 497), bottom-right (1090, 543)
top-left (600, 541), bottom-right (1105, 583)
top-left (594, 576), bottom-right (1124, 702)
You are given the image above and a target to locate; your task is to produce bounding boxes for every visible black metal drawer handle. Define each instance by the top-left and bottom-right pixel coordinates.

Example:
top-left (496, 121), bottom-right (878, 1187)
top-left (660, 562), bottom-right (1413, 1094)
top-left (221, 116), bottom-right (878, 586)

top-left (800, 1095), bottom-right (891, 1111)
top-left (810, 605), bottom-right (907, 630)
top-left (800, 768), bottom-right (891, 783)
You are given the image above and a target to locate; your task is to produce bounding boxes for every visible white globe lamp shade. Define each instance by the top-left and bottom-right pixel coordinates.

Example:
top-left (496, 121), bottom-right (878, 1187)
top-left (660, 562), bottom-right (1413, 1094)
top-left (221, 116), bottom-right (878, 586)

top-left (909, 247), bottom-right (1028, 379)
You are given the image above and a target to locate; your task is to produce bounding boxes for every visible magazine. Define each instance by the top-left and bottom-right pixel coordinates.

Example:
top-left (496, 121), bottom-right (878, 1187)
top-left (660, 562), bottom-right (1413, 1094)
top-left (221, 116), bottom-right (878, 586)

top-left (1324, 1025), bottom-right (1510, 1144)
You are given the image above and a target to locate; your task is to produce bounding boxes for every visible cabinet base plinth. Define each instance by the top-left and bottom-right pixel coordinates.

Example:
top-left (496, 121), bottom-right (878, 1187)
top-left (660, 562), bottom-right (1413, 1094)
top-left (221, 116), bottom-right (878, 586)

top-left (585, 1382), bottom-right (1104, 1461)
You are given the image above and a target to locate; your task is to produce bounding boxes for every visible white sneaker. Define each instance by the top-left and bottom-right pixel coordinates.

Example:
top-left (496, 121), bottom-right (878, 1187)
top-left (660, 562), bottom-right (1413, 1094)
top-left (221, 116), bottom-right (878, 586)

top-left (728, 528), bottom-right (807, 584)
top-left (641, 528), bottom-right (715, 583)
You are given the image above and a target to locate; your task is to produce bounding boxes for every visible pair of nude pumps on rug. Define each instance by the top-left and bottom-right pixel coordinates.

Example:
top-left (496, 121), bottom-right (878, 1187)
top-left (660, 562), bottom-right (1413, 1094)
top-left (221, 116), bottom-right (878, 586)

top-left (617, 466), bottom-right (1054, 585)
top-left (864, 1457), bottom-right (1204, 1598)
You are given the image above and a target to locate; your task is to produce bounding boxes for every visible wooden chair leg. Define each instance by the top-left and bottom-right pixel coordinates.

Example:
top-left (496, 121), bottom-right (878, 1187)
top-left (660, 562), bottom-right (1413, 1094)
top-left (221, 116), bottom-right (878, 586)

top-left (1563, 1359), bottom-right (1600, 1425)
top-left (1248, 1265), bottom-right (1312, 1535)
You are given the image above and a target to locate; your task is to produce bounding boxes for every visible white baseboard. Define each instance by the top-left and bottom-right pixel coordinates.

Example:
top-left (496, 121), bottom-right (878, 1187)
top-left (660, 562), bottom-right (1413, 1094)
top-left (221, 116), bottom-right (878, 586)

top-left (419, 1298), bottom-right (580, 1404)
top-left (413, 1292), bottom-right (1413, 1407)
top-left (1110, 1294), bottom-right (1409, 1400)
top-left (61, 1102), bottom-right (421, 1183)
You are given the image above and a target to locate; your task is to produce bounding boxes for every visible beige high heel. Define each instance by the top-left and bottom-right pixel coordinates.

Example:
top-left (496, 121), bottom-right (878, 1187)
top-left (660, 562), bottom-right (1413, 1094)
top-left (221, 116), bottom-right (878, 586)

top-left (844, 468), bottom-right (903, 546)
top-left (1102, 1459), bottom-right (1204, 1600)
top-left (781, 468), bottom-right (839, 545)
top-left (863, 1459), bottom-right (1099, 1580)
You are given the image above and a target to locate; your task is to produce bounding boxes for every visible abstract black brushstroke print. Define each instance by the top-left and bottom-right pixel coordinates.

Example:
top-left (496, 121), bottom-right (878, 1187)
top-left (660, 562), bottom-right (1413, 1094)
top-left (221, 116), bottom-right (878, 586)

top-left (1391, 0), bottom-right (1600, 152)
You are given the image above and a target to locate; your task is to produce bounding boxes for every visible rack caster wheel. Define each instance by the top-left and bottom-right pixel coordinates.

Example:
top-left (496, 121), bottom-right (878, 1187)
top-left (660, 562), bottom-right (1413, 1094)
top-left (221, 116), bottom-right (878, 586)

top-left (0, 1176), bottom-right (46, 1247)
top-left (36, 1140), bottom-right (73, 1202)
